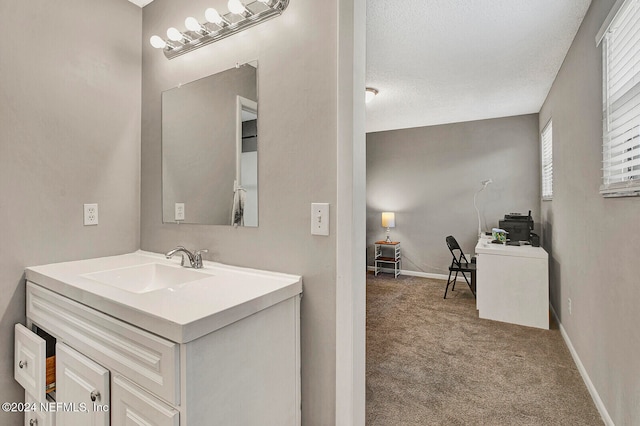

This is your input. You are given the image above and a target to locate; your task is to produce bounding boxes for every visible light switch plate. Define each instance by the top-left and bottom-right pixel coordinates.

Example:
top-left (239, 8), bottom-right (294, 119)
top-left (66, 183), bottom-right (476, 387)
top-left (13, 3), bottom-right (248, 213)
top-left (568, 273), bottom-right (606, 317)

top-left (311, 203), bottom-right (329, 236)
top-left (175, 203), bottom-right (185, 221)
top-left (84, 203), bottom-right (98, 226)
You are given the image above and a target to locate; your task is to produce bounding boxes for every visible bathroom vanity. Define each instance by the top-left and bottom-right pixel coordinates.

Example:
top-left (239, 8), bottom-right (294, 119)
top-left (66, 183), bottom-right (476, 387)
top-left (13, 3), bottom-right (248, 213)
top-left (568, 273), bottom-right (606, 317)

top-left (14, 251), bottom-right (302, 425)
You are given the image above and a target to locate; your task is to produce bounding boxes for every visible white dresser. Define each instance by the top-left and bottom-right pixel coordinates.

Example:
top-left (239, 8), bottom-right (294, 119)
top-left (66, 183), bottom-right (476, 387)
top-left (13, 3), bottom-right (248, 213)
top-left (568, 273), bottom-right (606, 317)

top-left (475, 235), bottom-right (549, 329)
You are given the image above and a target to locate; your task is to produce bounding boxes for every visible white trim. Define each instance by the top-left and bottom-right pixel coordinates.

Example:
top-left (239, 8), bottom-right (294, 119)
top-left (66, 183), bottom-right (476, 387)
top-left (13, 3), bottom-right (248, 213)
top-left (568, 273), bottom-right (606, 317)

top-left (596, 0), bottom-right (631, 45)
top-left (366, 266), bottom-right (466, 282)
top-left (549, 305), bottom-right (614, 426)
top-left (599, 0), bottom-right (640, 196)
top-left (600, 182), bottom-right (640, 197)
top-left (336, 0), bottom-right (366, 424)
top-left (126, 0), bottom-right (154, 7)
top-left (235, 96), bottom-right (258, 186)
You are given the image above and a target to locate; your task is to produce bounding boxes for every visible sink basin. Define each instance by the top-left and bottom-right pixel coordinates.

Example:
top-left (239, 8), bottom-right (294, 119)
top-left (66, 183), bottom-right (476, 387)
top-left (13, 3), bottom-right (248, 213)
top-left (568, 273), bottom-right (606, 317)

top-left (83, 263), bottom-right (210, 293)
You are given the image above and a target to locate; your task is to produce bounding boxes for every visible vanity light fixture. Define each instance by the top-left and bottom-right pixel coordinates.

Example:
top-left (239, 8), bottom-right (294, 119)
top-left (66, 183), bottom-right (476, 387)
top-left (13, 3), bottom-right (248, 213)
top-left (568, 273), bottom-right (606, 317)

top-left (150, 0), bottom-right (289, 60)
top-left (365, 87), bottom-right (379, 103)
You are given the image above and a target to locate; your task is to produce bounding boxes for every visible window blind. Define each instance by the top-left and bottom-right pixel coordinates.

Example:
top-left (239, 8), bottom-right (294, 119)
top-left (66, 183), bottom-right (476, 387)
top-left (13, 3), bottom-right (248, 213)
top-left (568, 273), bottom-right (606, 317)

top-left (601, 0), bottom-right (640, 196)
top-left (541, 120), bottom-right (553, 199)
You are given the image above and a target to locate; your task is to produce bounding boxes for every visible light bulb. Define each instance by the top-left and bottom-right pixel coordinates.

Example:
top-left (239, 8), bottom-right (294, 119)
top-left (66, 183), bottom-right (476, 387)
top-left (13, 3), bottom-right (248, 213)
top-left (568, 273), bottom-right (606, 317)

top-left (149, 35), bottom-right (167, 49)
top-left (228, 0), bottom-right (246, 15)
top-left (185, 17), bottom-right (201, 32)
top-left (205, 7), bottom-right (223, 25)
top-left (167, 27), bottom-right (183, 42)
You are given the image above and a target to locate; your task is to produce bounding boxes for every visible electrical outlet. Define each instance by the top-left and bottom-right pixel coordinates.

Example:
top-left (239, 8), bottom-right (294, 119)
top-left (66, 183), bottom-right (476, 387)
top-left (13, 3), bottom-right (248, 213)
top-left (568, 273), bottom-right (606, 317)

top-left (84, 203), bottom-right (98, 226)
top-left (175, 203), bottom-right (185, 221)
top-left (568, 298), bottom-right (572, 315)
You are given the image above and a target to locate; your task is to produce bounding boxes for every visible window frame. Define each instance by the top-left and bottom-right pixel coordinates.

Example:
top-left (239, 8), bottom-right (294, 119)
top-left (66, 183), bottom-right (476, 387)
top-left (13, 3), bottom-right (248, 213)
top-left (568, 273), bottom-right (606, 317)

top-left (599, 0), bottom-right (640, 197)
top-left (541, 119), bottom-right (553, 201)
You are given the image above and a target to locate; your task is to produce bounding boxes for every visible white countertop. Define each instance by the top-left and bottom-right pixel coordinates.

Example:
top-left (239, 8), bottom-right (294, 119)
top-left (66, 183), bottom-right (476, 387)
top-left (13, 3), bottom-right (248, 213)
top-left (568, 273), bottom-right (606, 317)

top-left (25, 251), bottom-right (302, 343)
top-left (475, 235), bottom-right (548, 259)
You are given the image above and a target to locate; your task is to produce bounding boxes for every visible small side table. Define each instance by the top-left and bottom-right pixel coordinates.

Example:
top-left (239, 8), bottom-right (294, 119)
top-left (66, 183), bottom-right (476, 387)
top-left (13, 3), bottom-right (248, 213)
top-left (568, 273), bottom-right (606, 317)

top-left (374, 241), bottom-right (401, 278)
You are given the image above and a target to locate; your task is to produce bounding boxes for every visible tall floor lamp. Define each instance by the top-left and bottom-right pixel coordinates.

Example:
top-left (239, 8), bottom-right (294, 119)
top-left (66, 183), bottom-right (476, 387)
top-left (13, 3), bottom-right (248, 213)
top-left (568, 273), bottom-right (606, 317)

top-left (473, 179), bottom-right (492, 238)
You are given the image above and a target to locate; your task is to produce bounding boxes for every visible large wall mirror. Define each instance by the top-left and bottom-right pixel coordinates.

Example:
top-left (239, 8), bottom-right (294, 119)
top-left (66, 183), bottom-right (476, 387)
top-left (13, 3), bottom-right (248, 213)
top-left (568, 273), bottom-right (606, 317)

top-left (162, 63), bottom-right (258, 226)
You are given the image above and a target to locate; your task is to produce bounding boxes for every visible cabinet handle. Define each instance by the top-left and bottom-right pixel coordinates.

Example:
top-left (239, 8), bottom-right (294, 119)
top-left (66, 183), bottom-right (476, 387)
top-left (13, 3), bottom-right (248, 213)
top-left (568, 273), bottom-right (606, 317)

top-left (90, 390), bottom-right (100, 402)
top-left (18, 360), bottom-right (27, 369)
top-left (29, 419), bottom-right (37, 426)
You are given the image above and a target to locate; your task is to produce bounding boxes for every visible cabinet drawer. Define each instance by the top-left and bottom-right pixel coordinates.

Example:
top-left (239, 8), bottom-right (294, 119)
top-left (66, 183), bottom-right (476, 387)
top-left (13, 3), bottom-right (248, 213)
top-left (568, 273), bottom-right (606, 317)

top-left (112, 375), bottom-right (179, 426)
top-left (15, 324), bottom-right (46, 404)
top-left (26, 283), bottom-right (180, 405)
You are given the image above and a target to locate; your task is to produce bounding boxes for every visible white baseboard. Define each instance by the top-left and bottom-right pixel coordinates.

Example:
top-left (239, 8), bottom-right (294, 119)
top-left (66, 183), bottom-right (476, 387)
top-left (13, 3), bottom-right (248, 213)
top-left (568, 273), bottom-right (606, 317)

top-left (549, 304), bottom-right (614, 426)
top-left (366, 266), bottom-right (464, 282)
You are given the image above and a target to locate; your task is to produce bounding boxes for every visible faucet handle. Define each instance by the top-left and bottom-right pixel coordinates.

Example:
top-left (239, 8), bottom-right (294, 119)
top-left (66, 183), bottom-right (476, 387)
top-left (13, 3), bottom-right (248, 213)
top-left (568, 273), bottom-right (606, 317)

top-left (194, 249), bottom-right (208, 269)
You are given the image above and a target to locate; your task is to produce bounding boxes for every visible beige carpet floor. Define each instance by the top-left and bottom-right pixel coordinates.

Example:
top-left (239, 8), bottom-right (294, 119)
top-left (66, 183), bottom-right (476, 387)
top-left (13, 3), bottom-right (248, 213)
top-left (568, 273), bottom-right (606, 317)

top-left (366, 272), bottom-right (603, 425)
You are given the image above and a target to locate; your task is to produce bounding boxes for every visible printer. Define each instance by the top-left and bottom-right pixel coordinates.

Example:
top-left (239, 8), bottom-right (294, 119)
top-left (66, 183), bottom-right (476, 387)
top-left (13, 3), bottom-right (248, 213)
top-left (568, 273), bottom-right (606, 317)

top-left (498, 211), bottom-right (539, 246)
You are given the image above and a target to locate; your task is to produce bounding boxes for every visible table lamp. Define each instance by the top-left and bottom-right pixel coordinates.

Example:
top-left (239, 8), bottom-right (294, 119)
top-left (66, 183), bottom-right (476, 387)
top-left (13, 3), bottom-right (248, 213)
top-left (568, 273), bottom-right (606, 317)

top-left (381, 212), bottom-right (395, 243)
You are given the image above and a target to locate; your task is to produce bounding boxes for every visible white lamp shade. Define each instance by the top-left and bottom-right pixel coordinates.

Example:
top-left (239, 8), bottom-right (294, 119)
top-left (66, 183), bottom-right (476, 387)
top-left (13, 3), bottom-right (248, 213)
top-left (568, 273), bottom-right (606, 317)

top-left (381, 212), bottom-right (395, 228)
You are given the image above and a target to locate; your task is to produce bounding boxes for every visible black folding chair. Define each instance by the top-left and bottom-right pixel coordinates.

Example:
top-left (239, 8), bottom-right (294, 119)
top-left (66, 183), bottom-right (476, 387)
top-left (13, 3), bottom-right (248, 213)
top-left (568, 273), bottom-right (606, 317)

top-left (443, 235), bottom-right (476, 299)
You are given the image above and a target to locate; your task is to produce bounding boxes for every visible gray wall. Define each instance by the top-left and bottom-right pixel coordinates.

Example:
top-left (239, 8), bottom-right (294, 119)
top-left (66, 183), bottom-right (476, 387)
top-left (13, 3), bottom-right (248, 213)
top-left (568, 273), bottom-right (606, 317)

top-left (539, 0), bottom-right (640, 423)
top-left (0, 0), bottom-right (141, 424)
top-left (366, 114), bottom-right (540, 275)
top-left (141, 0), bottom-right (356, 423)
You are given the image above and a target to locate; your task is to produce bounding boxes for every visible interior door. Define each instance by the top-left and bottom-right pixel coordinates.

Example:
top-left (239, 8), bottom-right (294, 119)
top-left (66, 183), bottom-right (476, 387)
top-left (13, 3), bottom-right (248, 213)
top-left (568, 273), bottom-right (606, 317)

top-left (55, 343), bottom-right (109, 426)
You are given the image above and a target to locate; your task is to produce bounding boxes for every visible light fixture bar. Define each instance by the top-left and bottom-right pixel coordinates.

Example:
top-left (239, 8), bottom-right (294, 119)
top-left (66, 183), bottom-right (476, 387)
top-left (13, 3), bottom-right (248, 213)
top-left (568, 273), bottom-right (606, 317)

top-left (151, 0), bottom-right (289, 60)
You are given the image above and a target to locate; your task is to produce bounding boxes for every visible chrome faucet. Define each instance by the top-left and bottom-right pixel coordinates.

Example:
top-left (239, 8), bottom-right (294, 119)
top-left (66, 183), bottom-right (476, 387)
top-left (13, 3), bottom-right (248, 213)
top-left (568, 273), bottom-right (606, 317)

top-left (165, 246), bottom-right (208, 269)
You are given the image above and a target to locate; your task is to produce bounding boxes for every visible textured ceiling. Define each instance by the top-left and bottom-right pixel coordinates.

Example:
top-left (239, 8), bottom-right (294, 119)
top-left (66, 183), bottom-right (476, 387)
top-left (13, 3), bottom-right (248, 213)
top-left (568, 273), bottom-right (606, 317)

top-left (130, 0), bottom-right (591, 133)
top-left (366, 0), bottom-right (592, 133)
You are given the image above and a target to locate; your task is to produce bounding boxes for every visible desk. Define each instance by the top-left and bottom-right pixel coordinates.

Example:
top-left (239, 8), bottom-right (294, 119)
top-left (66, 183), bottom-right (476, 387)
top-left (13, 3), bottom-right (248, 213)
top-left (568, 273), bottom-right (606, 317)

top-left (475, 235), bottom-right (549, 329)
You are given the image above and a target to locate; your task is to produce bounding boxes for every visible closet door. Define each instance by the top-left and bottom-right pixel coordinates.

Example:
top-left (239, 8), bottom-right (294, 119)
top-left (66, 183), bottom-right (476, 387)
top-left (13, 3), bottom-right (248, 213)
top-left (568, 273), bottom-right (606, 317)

top-left (55, 343), bottom-right (109, 426)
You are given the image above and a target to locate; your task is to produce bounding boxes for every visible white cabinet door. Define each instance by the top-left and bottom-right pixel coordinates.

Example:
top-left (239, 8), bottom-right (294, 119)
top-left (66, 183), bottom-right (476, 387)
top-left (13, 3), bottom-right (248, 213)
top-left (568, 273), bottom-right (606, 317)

top-left (24, 392), bottom-right (55, 426)
top-left (55, 343), bottom-right (109, 426)
top-left (111, 375), bottom-right (179, 426)
top-left (14, 324), bottom-right (46, 404)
